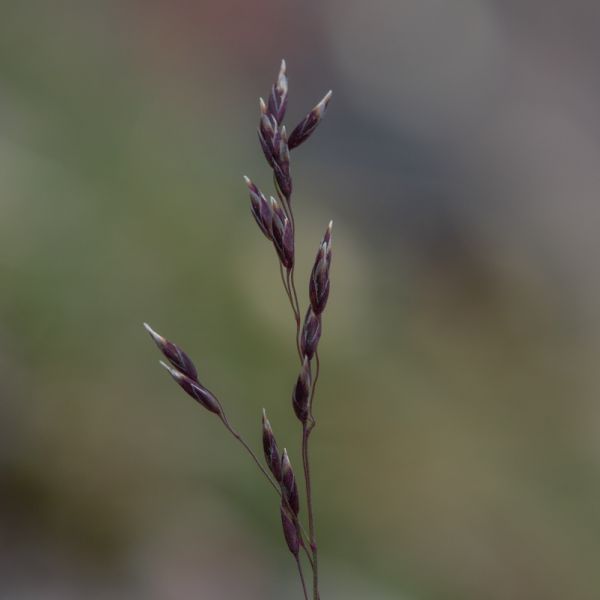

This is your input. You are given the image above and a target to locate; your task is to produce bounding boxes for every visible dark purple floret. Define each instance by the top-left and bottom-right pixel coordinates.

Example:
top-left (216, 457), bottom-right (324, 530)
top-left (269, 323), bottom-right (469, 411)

top-left (262, 409), bottom-right (282, 482)
top-left (292, 356), bottom-right (312, 423)
top-left (270, 197), bottom-right (294, 269)
top-left (159, 361), bottom-right (221, 415)
top-left (309, 221), bottom-right (333, 315)
top-left (144, 323), bottom-right (199, 382)
top-left (273, 163), bottom-right (292, 199)
top-left (267, 60), bottom-right (288, 124)
top-left (280, 502), bottom-right (300, 556)
top-left (258, 111), bottom-right (277, 167)
top-left (300, 308), bottom-right (322, 360)
top-left (244, 176), bottom-right (273, 240)
top-left (281, 449), bottom-right (299, 515)
top-left (288, 90), bottom-right (333, 150)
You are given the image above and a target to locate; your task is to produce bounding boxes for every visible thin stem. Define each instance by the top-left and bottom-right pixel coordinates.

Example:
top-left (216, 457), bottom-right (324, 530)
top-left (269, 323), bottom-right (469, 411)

top-left (288, 269), bottom-right (302, 360)
top-left (286, 268), bottom-right (302, 359)
top-left (309, 352), bottom-right (321, 420)
top-left (302, 423), bottom-right (319, 599)
top-left (300, 538), bottom-right (315, 568)
top-left (295, 556), bottom-right (310, 600)
top-left (280, 262), bottom-right (295, 310)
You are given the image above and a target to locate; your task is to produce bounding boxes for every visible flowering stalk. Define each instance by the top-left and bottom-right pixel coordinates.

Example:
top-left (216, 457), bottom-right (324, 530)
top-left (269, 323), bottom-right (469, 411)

top-left (144, 60), bottom-right (333, 600)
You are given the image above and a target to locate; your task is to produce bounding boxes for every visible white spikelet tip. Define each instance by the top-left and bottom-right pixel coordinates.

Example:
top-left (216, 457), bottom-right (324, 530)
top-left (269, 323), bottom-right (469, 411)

top-left (159, 360), bottom-right (181, 379)
top-left (259, 97), bottom-right (267, 114)
top-left (328, 220), bottom-right (333, 231)
top-left (144, 322), bottom-right (164, 344)
top-left (262, 409), bottom-right (273, 431)
top-left (277, 59), bottom-right (288, 92)
top-left (316, 90), bottom-right (333, 115)
top-left (243, 175), bottom-right (251, 185)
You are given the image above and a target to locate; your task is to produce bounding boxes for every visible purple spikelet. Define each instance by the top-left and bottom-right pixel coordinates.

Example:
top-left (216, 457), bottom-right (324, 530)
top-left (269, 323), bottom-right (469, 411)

top-left (288, 90), bottom-right (333, 150)
top-left (270, 196), bottom-right (294, 269)
top-left (292, 356), bottom-right (312, 423)
top-left (300, 308), bottom-right (322, 360)
top-left (267, 59), bottom-right (288, 125)
top-left (144, 323), bottom-right (199, 382)
top-left (280, 502), bottom-right (300, 556)
top-left (244, 176), bottom-right (273, 240)
top-left (309, 221), bottom-right (333, 315)
top-left (262, 409), bottom-right (282, 482)
top-left (159, 361), bottom-right (221, 415)
top-left (281, 449), bottom-right (299, 516)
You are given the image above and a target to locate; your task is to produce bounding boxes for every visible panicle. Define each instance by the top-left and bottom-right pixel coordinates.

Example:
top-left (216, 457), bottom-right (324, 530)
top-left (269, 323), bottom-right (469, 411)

top-left (281, 449), bottom-right (299, 515)
top-left (309, 220), bottom-right (333, 315)
top-left (144, 323), bottom-right (198, 382)
top-left (288, 90), bottom-right (333, 150)
top-left (280, 501), bottom-right (300, 556)
top-left (262, 409), bottom-right (282, 482)
top-left (159, 361), bottom-right (221, 415)
top-left (292, 356), bottom-right (312, 423)
top-left (300, 307), bottom-right (322, 360)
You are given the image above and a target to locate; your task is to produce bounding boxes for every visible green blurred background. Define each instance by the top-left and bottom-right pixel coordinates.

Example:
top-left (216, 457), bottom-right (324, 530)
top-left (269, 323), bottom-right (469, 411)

top-left (1, 1), bottom-right (600, 598)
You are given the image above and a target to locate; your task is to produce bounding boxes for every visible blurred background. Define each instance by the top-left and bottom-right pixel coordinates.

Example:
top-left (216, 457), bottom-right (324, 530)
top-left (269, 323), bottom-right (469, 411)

top-left (1, 1), bottom-right (600, 598)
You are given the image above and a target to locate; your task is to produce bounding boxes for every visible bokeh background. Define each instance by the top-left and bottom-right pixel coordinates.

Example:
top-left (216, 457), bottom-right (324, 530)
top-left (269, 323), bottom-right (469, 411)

top-left (1, 1), bottom-right (600, 598)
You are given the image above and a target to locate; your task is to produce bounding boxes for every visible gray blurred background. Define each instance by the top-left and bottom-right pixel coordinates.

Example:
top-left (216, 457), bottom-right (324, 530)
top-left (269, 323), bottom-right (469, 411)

top-left (1, 1), bottom-right (599, 598)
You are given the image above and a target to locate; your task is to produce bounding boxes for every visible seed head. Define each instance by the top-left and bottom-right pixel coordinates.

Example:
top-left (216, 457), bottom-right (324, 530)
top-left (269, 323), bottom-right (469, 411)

top-left (300, 308), bottom-right (322, 360)
top-left (280, 502), bottom-right (300, 556)
top-left (159, 361), bottom-right (221, 415)
top-left (292, 356), bottom-right (312, 423)
top-left (262, 409), bottom-right (282, 482)
top-left (288, 90), bottom-right (333, 150)
top-left (309, 220), bottom-right (333, 315)
top-left (144, 323), bottom-right (199, 382)
top-left (281, 449), bottom-right (299, 515)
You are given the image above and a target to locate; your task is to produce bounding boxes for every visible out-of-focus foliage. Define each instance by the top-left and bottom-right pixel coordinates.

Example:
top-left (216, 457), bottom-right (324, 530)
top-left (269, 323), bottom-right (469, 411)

top-left (1, 1), bottom-right (599, 598)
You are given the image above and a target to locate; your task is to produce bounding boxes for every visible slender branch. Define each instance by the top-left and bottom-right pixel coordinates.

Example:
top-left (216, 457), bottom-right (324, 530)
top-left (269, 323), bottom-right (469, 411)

top-left (302, 423), bottom-right (318, 599)
top-left (309, 352), bottom-right (321, 421)
top-left (296, 556), bottom-right (310, 600)
top-left (285, 269), bottom-right (302, 359)
top-left (280, 262), bottom-right (295, 311)
top-left (288, 270), bottom-right (302, 352)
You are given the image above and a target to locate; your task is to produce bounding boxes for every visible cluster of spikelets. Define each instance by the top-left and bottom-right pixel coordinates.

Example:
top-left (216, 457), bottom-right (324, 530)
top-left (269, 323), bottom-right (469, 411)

top-left (144, 60), bottom-right (332, 599)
